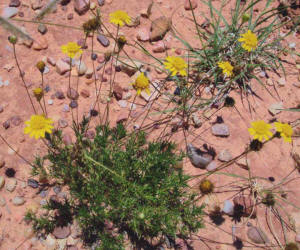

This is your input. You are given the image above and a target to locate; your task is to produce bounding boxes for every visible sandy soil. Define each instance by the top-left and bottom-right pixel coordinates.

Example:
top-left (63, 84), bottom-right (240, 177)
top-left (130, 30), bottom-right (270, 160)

top-left (0, 0), bottom-right (300, 249)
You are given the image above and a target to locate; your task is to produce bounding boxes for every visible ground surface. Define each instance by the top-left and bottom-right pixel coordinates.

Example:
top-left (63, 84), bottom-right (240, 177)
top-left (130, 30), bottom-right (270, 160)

top-left (0, 0), bottom-right (300, 249)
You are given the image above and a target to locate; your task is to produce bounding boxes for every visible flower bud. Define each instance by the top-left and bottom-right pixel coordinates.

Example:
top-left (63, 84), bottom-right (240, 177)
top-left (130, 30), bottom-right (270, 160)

top-left (36, 61), bottom-right (46, 73)
top-left (104, 51), bottom-right (112, 62)
top-left (199, 179), bottom-right (214, 195)
top-left (117, 35), bottom-right (127, 50)
top-left (33, 87), bottom-right (44, 102)
top-left (8, 35), bottom-right (17, 45)
top-left (242, 14), bottom-right (250, 23)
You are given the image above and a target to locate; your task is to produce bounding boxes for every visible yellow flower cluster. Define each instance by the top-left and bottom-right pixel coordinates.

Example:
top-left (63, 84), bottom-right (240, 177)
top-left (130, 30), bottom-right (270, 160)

top-left (248, 120), bottom-right (293, 143)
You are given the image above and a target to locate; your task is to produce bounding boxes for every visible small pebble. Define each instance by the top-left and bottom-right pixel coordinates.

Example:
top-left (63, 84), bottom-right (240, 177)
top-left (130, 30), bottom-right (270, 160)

top-left (53, 186), bottom-right (61, 194)
top-left (118, 100), bottom-right (127, 108)
top-left (12, 196), bottom-right (25, 206)
top-left (63, 104), bottom-right (70, 112)
top-left (48, 99), bottom-right (54, 105)
top-left (27, 179), bottom-right (39, 189)
top-left (223, 200), bottom-right (234, 215)
top-left (40, 199), bottom-right (47, 206)
top-left (69, 100), bottom-right (78, 109)
top-left (6, 178), bottom-right (17, 192)
top-left (91, 53), bottom-right (97, 60)
top-left (0, 176), bottom-right (5, 189)
top-left (40, 190), bottom-right (48, 198)
top-left (0, 196), bottom-right (6, 207)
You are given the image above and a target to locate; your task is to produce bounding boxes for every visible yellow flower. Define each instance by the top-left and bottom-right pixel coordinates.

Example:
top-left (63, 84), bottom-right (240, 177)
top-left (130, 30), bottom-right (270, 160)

top-left (274, 122), bottom-right (293, 143)
top-left (132, 72), bottom-right (151, 96)
top-left (238, 30), bottom-right (258, 52)
top-left (33, 87), bottom-right (43, 101)
top-left (61, 42), bottom-right (83, 59)
top-left (218, 61), bottom-right (234, 77)
top-left (248, 120), bottom-right (273, 142)
top-left (164, 56), bottom-right (187, 76)
top-left (109, 10), bottom-right (131, 27)
top-left (24, 115), bottom-right (54, 139)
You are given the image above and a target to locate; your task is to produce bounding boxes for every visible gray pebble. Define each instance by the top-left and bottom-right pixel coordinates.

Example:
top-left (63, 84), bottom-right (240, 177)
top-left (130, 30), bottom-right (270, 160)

top-left (27, 179), bottom-right (39, 189)
top-left (12, 196), bottom-right (25, 206)
top-left (0, 196), bottom-right (6, 207)
top-left (38, 24), bottom-right (48, 34)
top-left (97, 34), bottom-right (110, 47)
top-left (6, 178), bottom-right (17, 192)
top-left (211, 123), bottom-right (230, 137)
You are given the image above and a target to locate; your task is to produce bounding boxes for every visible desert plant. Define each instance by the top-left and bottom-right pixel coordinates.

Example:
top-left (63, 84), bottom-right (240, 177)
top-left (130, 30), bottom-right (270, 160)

top-left (27, 121), bottom-right (204, 249)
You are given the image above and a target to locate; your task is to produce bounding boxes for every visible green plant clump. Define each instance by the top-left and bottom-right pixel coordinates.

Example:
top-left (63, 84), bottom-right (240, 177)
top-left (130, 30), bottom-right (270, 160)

top-left (28, 121), bottom-right (204, 249)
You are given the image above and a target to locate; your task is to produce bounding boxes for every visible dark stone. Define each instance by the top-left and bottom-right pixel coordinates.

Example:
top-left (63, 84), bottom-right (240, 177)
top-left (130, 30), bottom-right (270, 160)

top-left (91, 53), bottom-right (97, 60)
top-left (38, 24), bottom-right (48, 34)
top-left (27, 179), bottom-right (39, 189)
top-left (55, 90), bottom-right (65, 99)
top-left (60, 0), bottom-right (71, 5)
top-left (90, 109), bottom-right (98, 116)
top-left (18, 11), bottom-right (24, 17)
top-left (74, 0), bottom-right (90, 15)
top-left (3, 120), bottom-right (10, 129)
top-left (174, 87), bottom-right (180, 95)
top-left (69, 100), bottom-right (78, 109)
top-left (97, 0), bottom-right (104, 6)
top-left (44, 85), bottom-right (51, 92)
top-left (67, 88), bottom-right (79, 100)
top-left (97, 34), bottom-right (110, 47)
top-left (9, 0), bottom-right (20, 7)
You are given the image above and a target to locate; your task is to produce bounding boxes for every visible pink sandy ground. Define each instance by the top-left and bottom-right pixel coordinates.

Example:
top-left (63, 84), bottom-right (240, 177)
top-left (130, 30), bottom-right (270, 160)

top-left (0, 0), bottom-right (300, 249)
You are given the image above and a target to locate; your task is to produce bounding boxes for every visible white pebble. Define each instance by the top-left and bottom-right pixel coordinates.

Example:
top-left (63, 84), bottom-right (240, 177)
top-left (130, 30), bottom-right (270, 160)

top-left (48, 99), bottom-right (54, 105)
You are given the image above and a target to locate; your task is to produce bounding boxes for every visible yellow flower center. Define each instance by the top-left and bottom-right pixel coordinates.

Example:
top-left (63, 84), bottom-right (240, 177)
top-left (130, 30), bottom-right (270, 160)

top-left (109, 10), bottom-right (131, 27)
top-left (253, 122), bottom-right (269, 135)
top-left (171, 57), bottom-right (186, 71)
top-left (30, 116), bottom-right (49, 129)
top-left (135, 73), bottom-right (149, 89)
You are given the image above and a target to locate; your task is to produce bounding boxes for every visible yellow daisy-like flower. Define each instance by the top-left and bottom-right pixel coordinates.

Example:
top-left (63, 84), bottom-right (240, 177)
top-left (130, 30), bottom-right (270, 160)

top-left (218, 61), bottom-right (234, 77)
top-left (61, 42), bottom-right (83, 59)
top-left (109, 10), bottom-right (131, 27)
top-left (248, 120), bottom-right (273, 142)
top-left (164, 56), bottom-right (187, 77)
top-left (33, 87), bottom-right (43, 101)
top-left (238, 30), bottom-right (258, 52)
top-left (24, 115), bottom-right (54, 139)
top-left (132, 72), bottom-right (151, 96)
top-left (274, 122), bottom-right (293, 143)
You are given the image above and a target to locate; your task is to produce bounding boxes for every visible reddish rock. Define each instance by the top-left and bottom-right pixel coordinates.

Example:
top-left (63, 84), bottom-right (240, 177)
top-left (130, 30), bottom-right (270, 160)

top-left (80, 89), bottom-right (90, 98)
top-left (152, 40), bottom-right (170, 53)
top-left (52, 226), bottom-right (71, 239)
top-left (56, 60), bottom-right (70, 75)
top-left (32, 36), bottom-right (48, 50)
top-left (74, 0), bottom-right (90, 15)
top-left (113, 84), bottom-right (123, 101)
top-left (137, 28), bottom-right (150, 42)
